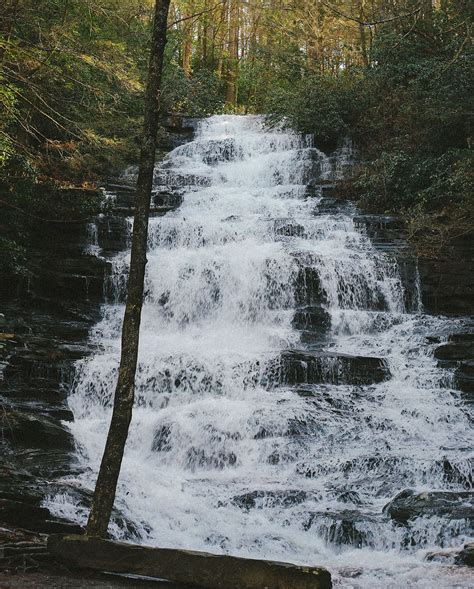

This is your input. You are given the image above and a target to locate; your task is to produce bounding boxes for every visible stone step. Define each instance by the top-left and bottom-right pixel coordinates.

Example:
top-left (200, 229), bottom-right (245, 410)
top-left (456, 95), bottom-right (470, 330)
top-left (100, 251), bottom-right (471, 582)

top-left (297, 455), bottom-right (473, 490)
top-left (27, 254), bottom-right (110, 302)
top-left (314, 197), bottom-right (355, 215)
top-left (294, 265), bottom-right (327, 307)
top-left (229, 489), bottom-right (322, 511)
top-left (0, 409), bottom-right (74, 450)
top-left (292, 306), bottom-right (331, 333)
top-left (435, 340), bottom-right (474, 362)
top-left (268, 350), bottom-right (389, 387)
top-left (354, 214), bottom-right (407, 249)
top-left (0, 499), bottom-right (83, 536)
top-left (2, 349), bottom-right (80, 386)
top-left (274, 221), bottom-right (307, 238)
top-left (155, 171), bottom-right (212, 189)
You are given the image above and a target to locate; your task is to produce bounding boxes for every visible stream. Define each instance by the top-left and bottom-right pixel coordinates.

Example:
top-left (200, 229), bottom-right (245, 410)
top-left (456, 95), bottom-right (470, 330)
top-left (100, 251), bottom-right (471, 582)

top-left (46, 115), bottom-right (473, 588)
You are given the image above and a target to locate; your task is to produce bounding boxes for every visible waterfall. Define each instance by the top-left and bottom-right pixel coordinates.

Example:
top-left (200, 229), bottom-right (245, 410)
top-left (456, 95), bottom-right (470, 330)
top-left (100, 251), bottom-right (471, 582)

top-left (46, 116), bottom-right (473, 588)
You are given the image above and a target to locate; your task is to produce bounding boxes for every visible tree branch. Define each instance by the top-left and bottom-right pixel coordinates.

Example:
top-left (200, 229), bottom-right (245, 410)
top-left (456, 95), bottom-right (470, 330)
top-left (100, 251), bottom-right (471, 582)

top-left (318, 1), bottom-right (422, 27)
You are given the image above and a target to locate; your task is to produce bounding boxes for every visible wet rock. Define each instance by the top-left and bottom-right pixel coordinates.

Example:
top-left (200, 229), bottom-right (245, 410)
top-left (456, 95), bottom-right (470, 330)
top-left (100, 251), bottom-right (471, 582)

top-left (161, 114), bottom-right (198, 148)
top-left (454, 360), bottom-right (474, 397)
top-left (230, 489), bottom-right (318, 510)
top-left (315, 198), bottom-right (354, 215)
top-left (30, 255), bottom-right (110, 302)
top-left (336, 490), bottom-right (364, 505)
top-left (338, 567), bottom-right (363, 579)
top-left (274, 221), bottom-right (306, 238)
top-left (354, 215), bottom-right (407, 252)
top-left (157, 170), bottom-right (212, 190)
top-left (153, 190), bottom-right (183, 209)
top-left (0, 499), bottom-right (83, 535)
top-left (0, 468), bottom-right (139, 541)
top-left (303, 510), bottom-right (379, 548)
top-left (419, 240), bottom-right (474, 316)
top-left (455, 542), bottom-right (474, 567)
top-left (185, 447), bottom-right (237, 471)
top-left (275, 350), bottom-right (389, 386)
top-left (434, 339), bottom-right (474, 362)
top-left (384, 489), bottom-right (474, 524)
top-left (199, 138), bottom-right (243, 165)
top-left (292, 306), bottom-right (331, 334)
top-left (0, 409), bottom-right (74, 450)
top-left (266, 449), bottom-right (294, 465)
top-left (295, 266), bottom-right (327, 306)
top-left (434, 332), bottom-right (474, 398)
top-left (440, 458), bottom-right (473, 489)
top-left (424, 549), bottom-right (457, 563)
top-left (0, 464), bottom-right (45, 506)
top-left (96, 215), bottom-right (129, 253)
top-left (151, 424), bottom-right (172, 452)
top-left (397, 256), bottom-right (423, 312)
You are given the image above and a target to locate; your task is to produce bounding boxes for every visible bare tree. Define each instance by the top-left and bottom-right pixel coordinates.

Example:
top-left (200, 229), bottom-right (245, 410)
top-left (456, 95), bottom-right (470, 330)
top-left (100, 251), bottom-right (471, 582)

top-left (86, 0), bottom-right (171, 538)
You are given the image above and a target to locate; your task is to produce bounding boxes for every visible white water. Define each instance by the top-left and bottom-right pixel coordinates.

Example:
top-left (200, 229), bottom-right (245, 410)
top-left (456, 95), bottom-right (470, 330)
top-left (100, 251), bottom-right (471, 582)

top-left (47, 116), bottom-right (473, 588)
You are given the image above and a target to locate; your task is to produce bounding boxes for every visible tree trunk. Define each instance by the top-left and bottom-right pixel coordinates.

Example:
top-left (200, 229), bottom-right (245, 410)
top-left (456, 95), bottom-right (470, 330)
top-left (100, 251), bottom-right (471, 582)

top-left (225, 0), bottom-right (239, 106)
top-left (86, 0), bottom-right (171, 538)
top-left (422, 0), bottom-right (433, 28)
top-left (358, 0), bottom-right (370, 67)
top-left (216, 0), bottom-right (228, 79)
top-left (182, 19), bottom-right (193, 76)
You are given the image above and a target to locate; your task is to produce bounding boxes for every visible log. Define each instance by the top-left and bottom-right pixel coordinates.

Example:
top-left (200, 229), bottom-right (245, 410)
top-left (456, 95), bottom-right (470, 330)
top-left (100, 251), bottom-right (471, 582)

top-left (48, 535), bottom-right (332, 589)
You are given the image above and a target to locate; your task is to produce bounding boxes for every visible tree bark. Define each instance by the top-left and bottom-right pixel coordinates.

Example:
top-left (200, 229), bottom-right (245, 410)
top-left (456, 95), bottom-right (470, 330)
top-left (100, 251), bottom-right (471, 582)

top-left (225, 0), bottom-right (239, 106)
top-left (86, 0), bottom-right (171, 538)
top-left (182, 17), bottom-right (193, 76)
top-left (49, 535), bottom-right (333, 589)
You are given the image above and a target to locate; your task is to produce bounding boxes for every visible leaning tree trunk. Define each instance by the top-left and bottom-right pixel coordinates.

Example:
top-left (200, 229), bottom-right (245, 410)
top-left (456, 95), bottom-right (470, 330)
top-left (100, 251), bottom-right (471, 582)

top-left (86, 0), bottom-right (171, 538)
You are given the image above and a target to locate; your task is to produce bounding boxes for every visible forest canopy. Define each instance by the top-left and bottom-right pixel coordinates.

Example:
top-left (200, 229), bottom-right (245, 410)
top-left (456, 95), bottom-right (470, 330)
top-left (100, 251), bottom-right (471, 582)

top-left (1, 0), bottom-right (472, 277)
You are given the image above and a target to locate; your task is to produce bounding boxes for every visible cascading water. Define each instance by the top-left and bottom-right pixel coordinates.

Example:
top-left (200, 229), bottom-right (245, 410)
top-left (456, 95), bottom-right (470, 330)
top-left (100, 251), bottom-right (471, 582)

top-left (47, 116), bottom-right (473, 588)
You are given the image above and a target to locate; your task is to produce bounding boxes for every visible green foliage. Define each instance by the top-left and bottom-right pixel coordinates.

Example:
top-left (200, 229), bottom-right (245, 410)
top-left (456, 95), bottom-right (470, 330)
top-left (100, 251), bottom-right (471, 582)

top-left (0, 237), bottom-right (28, 277)
top-left (266, 5), bottom-right (473, 215)
top-left (357, 149), bottom-right (473, 213)
top-left (1, 0), bottom-right (472, 279)
top-left (161, 64), bottom-right (225, 116)
top-left (265, 72), bottom-right (358, 149)
top-left (1, 0), bottom-right (150, 280)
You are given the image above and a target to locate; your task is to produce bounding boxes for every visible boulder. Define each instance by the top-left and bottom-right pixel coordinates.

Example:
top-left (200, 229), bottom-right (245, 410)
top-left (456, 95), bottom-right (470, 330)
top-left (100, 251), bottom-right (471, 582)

top-left (455, 542), bottom-right (474, 567)
top-left (384, 489), bottom-right (474, 524)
